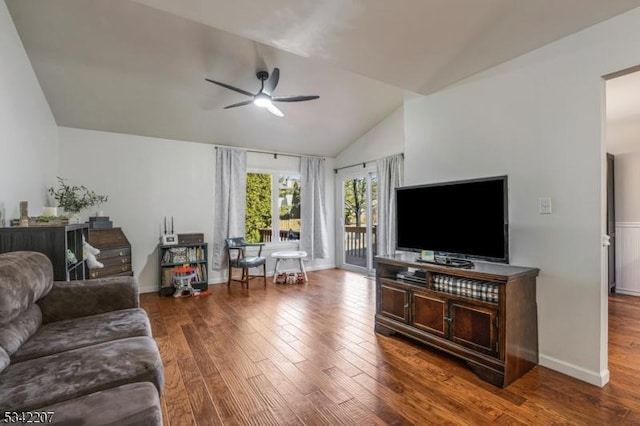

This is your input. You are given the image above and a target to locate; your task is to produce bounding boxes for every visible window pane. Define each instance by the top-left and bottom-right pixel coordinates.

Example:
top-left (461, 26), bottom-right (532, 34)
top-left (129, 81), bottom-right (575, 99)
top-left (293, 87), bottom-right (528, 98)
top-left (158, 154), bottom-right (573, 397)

top-left (344, 177), bottom-right (367, 226)
top-left (278, 175), bottom-right (300, 241)
top-left (246, 173), bottom-right (272, 243)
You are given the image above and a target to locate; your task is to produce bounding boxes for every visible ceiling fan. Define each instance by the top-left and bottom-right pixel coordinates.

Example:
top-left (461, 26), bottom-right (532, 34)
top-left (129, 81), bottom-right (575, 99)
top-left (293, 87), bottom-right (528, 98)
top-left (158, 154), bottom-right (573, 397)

top-left (205, 68), bottom-right (319, 117)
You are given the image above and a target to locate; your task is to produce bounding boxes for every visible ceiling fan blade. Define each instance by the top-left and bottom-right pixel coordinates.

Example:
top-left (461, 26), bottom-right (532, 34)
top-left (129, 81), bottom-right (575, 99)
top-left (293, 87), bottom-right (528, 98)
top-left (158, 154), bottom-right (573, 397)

top-left (223, 100), bottom-right (253, 109)
top-left (265, 103), bottom-right (284, 117)
top-left (205, 78), bottom-right (254, 97)
top-left (263, 67), bottom-right (280, 96)
top-left (272, 95), bottom-right (319, 102)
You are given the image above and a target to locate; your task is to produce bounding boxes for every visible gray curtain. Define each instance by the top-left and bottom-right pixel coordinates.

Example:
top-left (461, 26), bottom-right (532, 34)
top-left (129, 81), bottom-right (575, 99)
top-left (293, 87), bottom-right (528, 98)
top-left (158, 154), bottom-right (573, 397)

top-left (300, 156), bottom-right (329, 259)
top-left (212, 147), bottom-right (247, 269)
top-left (376, 153), bottom-right (404, 257)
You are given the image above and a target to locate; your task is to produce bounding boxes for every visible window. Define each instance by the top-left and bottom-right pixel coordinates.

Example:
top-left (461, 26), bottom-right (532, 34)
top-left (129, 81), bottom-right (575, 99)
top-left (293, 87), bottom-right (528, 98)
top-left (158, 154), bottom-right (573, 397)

top-left (246, 172), bottom-right (301, 243)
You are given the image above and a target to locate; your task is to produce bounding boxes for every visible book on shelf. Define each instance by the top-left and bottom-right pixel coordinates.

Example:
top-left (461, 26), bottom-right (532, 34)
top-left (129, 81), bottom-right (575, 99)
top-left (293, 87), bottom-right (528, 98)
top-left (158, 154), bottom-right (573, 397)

top-left (161, 245), bottom-right (205, 264)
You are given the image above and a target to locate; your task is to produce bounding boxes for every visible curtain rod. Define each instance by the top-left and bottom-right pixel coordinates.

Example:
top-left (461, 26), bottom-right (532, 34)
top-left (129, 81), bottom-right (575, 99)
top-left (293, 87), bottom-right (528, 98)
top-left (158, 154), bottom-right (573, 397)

top-left (214, 145), bottom-right (324, 160)
top-left (334, 153), bottom-right (404, 174)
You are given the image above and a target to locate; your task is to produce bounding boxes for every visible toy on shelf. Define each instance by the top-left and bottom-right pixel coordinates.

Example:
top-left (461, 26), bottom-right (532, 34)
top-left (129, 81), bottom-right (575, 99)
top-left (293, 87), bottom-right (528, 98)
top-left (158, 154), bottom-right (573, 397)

top-left (83, 235), bottom-right (103, 270)
top-left (66, 249), bottom-right (77, 265)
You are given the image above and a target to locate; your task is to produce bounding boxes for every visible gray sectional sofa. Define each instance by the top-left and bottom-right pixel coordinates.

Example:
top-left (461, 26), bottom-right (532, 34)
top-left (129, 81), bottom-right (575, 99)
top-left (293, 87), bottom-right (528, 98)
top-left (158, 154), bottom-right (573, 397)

top-left (0, 251), bottom-right (164, 425)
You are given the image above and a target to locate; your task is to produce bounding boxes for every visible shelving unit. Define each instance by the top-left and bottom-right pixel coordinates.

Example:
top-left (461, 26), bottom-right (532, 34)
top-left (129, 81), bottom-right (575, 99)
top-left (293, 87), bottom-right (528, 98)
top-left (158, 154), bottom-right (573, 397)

top-left (158, 242), bottom-right (208, 296)
top-left (0, 224), bottom-right (88, 281)
top-left (376, 252), bottom-right (539, 387)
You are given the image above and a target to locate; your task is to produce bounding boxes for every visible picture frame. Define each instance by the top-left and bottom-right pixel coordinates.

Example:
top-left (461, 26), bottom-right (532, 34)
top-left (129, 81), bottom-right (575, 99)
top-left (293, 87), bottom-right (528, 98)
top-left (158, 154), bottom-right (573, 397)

top-left (421, 250), bottom-right (435, 261)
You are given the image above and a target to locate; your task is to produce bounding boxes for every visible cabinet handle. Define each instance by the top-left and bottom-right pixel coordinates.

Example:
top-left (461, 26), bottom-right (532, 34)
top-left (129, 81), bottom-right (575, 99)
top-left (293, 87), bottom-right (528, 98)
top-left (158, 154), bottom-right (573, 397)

top-left (404, 303), bottom-right (409, 308)
top-left (444, 316), bottom-right (453, 323)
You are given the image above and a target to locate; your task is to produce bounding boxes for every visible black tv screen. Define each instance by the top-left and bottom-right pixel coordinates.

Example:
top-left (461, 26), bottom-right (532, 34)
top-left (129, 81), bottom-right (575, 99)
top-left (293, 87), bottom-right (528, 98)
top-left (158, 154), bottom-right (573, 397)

top-left (395, 176), bottom-right (509, 263)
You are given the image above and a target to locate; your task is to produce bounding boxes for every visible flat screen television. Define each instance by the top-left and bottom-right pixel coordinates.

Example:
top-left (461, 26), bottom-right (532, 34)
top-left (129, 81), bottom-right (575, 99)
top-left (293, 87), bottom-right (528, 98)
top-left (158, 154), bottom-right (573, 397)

top-left (395, 175), bottom-right (509, 264)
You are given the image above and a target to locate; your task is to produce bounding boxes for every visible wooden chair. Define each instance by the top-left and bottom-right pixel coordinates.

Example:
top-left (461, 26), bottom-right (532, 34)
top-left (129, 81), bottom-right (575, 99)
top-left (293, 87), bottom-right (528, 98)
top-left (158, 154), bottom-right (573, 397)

top-left (224, 237), bottom-right (267, 289)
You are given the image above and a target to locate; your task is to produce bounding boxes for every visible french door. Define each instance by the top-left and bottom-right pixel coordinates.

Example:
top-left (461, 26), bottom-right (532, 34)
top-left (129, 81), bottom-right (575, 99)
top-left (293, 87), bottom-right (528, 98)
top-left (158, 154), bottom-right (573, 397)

top-left (338, 170), bottom-right (377, 275)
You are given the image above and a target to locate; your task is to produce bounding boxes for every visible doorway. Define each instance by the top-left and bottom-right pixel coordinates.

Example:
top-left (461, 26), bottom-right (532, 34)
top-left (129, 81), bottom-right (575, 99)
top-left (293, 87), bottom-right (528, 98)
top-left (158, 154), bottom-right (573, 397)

top-left (605, 67), bottom-right (640, 297)
top-left (338, 170), bottom-right (378, 275)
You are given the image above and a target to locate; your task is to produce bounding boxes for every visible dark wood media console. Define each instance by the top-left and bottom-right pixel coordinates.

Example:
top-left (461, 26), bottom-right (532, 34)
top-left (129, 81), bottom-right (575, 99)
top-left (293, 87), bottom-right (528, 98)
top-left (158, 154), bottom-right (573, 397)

top-left (375, 253), bottom-right (539, 387)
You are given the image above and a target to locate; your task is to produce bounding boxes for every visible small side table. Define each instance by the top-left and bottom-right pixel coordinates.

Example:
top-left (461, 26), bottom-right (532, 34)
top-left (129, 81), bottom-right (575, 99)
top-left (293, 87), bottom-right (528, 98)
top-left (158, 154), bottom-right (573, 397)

top-left (271, 251), bottom-right (308, 283)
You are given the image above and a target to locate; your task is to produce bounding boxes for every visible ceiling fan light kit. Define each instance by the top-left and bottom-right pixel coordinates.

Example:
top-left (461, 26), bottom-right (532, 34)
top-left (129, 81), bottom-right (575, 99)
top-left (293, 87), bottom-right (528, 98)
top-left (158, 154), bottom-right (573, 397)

top-left (205, 68), bottom-right (319, 117)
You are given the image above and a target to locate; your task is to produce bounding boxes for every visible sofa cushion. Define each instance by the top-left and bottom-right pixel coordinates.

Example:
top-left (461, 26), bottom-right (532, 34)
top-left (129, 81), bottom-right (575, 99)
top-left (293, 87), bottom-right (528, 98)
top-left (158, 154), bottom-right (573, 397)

top-left (11, 308), bottom-right (151, 363)
top-left (0, 346), bottom-right (8, 373)
top-left (0, 251), bottom-right (53, 327)
top-left (35, 382), bottom-right (162, 426)
top-left (0, 304), bottom-right (42, 356)
top-left (38, 276), bottom-right (140, 324)
top-left (0, 336), bottom-right (164, 411)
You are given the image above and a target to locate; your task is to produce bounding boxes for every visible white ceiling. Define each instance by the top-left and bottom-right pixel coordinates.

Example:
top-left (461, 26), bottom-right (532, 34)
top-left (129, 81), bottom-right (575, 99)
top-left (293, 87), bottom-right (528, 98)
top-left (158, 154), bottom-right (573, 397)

top-left (7, 0), bottom-right (640, 157)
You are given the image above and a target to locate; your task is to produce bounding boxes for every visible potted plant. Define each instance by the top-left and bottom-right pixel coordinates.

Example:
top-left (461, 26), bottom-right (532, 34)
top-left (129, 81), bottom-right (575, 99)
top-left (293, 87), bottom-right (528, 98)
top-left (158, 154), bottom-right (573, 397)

top-left (48, 177), bottom-right (108, 222)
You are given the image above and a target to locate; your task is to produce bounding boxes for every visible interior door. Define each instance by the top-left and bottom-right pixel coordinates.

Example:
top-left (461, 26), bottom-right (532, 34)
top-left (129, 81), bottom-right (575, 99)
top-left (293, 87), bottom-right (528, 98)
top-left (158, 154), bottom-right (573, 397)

top-left (339, 171), bottom-right (377, 274)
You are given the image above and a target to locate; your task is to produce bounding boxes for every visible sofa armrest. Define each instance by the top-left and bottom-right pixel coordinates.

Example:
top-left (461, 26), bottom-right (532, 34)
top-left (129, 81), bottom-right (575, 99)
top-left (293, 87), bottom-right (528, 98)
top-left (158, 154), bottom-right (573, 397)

top-left (37, 276), bottom-right (140, 323)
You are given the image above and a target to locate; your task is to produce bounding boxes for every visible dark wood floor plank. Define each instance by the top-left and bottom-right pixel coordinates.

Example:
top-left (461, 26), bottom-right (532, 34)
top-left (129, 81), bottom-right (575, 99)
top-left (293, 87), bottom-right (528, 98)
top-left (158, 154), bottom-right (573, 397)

top-left (246, 373), bottom-right (303, 426)
top-left (293, 359), bottom-right (354, 404)
top-left (255, 359), bottom-right (328, 426)
top-left (246, 316), bottom-right (306, 364)
top-left (199, 367), bottom-right (249, 425)
top-left (142, 272), bottom-right (640, 426)
top-left (182, 376), bottom-right (224, 426)
top-left (324, 366), bottom-right (410, 425)
top-left (155, 335), bottom-right (197, 426)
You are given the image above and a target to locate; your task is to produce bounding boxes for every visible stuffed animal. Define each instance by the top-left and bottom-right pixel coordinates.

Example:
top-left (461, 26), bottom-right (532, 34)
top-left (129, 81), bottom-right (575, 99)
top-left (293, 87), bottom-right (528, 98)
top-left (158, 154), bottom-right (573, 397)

top-left (83, 235), bottom-right (104, 270)
top-left (66, 249), bottom-right (77, 265)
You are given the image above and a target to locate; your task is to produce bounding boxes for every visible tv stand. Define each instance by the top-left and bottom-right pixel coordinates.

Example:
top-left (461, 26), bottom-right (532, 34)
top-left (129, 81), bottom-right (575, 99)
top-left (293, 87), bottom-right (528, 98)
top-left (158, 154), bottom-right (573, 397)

top-left (376, 252), bottom-right (539, 387)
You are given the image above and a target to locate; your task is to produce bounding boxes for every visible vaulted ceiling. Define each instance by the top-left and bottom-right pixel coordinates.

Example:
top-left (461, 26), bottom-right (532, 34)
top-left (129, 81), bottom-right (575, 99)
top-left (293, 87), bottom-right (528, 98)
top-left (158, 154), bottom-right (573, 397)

top-left (7, 0), bottom-right (640, 157)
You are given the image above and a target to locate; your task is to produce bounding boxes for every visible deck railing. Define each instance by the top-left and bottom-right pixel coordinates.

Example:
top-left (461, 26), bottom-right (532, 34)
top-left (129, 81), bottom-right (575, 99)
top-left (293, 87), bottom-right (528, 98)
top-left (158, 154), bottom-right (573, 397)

top-left (345, 225), bottom-right (377, 260)
top-left (259, 229), bottom-right (300, 242)
top-left (257, 225), bottom-right (376, 265)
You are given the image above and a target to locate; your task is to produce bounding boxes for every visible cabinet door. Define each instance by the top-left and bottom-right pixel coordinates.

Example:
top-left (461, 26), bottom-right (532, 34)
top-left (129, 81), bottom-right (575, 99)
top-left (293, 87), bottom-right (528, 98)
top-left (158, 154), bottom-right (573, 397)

top-left (412, 292), bottom-right (447, 337)
top-left (449, 301), bottom-right (499, 357)
top-left (379, 283), bottom-right (409, 323)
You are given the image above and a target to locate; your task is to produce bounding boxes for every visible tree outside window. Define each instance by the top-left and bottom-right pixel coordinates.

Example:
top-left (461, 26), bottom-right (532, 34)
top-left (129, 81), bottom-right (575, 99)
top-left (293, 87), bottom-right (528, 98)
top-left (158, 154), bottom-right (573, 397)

top-left (246, 172), bottom-right (300, 243)
top-left (246, 173), bottom-right (272, 243)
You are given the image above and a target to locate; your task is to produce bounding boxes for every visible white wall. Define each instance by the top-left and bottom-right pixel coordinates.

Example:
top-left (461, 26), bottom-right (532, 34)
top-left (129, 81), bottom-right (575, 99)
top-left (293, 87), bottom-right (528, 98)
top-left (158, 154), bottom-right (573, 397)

top-left (403, 6), bottom-right (640, 386)
top-left (58, 127), bottom-right (335, 293)
top-left (0, 1), bottom-right (57, 224)
top-left (336, 105), bottom-right (404, 169)
top-left (57, 127), bottom-right (215, 293)
top-left (334, 105), bottom-right (404, 271)
top-left (613, 151), bottom-right (640, 223)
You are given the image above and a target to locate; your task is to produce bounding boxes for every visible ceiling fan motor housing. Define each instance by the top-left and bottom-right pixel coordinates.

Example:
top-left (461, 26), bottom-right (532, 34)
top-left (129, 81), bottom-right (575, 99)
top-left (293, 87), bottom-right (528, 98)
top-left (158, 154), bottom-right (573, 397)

top-left (257, 71), bottom-right (269, 81)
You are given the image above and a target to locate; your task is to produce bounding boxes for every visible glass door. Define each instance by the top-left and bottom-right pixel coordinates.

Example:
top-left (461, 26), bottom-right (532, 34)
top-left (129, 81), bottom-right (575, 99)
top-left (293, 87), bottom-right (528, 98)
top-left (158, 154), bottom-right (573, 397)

top-left (340, 171), bottom-right (377, 275)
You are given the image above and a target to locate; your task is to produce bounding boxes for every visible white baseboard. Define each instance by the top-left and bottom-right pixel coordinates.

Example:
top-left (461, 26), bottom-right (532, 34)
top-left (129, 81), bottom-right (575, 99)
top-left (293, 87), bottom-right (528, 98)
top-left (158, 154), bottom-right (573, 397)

top-left (139, 283), bottom-right (158, 294)
top-left (615, 288), bottom-right (640, 297)
top-left (138, 263), bottom-right (337, 294)
top-left (539, 354), bottom-right (610, 387)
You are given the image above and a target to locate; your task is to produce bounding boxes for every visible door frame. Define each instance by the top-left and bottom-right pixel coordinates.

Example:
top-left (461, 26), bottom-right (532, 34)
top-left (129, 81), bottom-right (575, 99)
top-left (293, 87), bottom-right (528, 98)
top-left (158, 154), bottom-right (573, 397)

top-left (336, 165), bottom-right (377, 275)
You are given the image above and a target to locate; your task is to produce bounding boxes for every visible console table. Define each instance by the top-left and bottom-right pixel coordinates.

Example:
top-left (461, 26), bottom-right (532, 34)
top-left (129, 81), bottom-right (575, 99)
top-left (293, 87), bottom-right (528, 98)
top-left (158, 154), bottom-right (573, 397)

top-left (375, 253), bottom-right (539, 387)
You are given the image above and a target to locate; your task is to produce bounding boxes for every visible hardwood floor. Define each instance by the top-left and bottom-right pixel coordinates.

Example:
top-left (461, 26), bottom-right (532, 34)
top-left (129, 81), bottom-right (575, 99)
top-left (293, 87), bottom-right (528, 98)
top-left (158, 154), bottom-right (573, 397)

top-left (140, 269), bottom-right (640, 425)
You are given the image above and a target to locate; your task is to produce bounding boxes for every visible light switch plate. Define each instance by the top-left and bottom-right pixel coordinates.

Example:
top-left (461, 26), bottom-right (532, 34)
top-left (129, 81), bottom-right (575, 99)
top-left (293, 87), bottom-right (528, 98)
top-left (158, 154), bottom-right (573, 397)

top-left (539, 198), bottom-right (552, 214)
